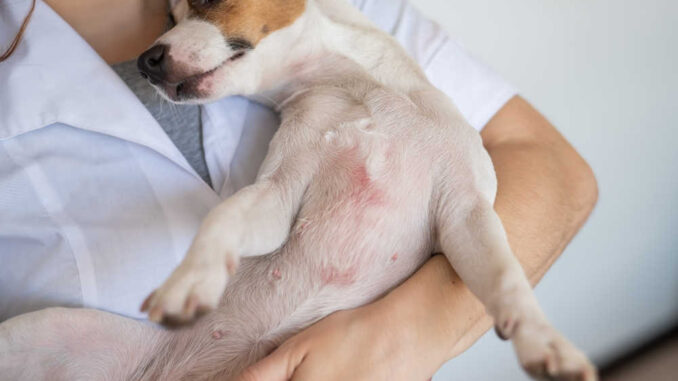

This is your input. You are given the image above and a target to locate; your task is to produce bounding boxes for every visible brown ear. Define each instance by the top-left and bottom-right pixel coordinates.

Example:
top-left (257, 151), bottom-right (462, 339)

top-left (0, 308), bottom-right (164, 380)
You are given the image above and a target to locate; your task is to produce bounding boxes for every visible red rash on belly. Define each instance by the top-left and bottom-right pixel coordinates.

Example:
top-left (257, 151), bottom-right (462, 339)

top-left (353, 165), bottom-right (371, 188)
top-left (271, 268), bottom-right (282, 280)
top-left (294, 220), bottom-right (309, 237)
top-left (320, 265), bottom-right (358, 286)
top-left (350, 165), bottom-right (385, 206)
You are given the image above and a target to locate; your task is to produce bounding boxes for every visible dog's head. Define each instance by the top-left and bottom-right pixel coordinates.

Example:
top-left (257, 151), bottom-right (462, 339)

top-left (138, 0), bottom-right (307, 103)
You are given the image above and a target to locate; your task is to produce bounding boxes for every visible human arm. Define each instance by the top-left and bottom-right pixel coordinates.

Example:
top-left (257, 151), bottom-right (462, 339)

top-left (233, 96), bottom-right (599, 380)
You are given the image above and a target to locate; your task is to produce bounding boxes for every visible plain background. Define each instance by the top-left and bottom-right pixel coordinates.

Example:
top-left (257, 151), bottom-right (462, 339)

top-left (405, 0), bottom-right (678, 379)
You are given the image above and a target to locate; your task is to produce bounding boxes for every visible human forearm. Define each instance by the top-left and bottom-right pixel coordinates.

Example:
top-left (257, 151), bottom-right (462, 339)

top-left (372, 96), bottom-right (598, 365)
top-left (481, 97), bottom-right (598, 285)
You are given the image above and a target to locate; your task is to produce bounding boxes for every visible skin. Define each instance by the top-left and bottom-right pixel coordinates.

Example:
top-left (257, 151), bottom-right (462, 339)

top-left (45, 0), bottom-right (598, 379)
top-left (45, 0), bottom-right (169, 64)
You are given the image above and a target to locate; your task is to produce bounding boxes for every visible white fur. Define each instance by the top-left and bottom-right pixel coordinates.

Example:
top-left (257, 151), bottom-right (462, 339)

top-left (0, 1), bottom-right (597, 380)
top-left (158, 18), bottom-right (230, 78)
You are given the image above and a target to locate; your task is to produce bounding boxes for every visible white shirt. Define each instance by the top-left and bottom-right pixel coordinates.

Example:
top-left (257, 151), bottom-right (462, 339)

top-left (0, 0), bottom-right (515, 320)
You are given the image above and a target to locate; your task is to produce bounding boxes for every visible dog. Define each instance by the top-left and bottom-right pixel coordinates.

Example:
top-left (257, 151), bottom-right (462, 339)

top-left (0, 0), bottom-right (597, 380)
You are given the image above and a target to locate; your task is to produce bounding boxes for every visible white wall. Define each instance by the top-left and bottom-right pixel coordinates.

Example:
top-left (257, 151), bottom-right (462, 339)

top-left (405, 0), bottom-right (678, 379)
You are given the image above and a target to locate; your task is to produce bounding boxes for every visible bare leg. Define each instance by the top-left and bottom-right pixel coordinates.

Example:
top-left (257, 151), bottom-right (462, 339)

top-left (436, 193), bottom-right (597, 381)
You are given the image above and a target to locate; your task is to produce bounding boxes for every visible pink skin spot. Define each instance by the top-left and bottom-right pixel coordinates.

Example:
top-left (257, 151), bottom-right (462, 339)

top-left (334, 146), bottom-right (386, 210)
top-left (321, 265), bottom-right (358, 286)
top-left (350, 165), bottom-right (385, 206)
top-left (391, 253), bottom-right (399, 263)
top-left (212, 330), bottom-right (224, 339)
top-left (295, 220), bottom-right (310, 237)
top-left (272, 268), bottom-right (282, 280)
top-left (353, 165), bottom-right (371, 189)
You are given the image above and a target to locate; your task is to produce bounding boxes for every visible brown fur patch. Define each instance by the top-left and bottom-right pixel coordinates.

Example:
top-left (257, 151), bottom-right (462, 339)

top-left (190, 0), bottom-right (305, 46)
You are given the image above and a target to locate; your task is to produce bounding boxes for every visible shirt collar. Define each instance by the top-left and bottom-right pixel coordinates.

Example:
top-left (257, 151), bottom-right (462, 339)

top-left (0, 0), bottom-right (198, 178)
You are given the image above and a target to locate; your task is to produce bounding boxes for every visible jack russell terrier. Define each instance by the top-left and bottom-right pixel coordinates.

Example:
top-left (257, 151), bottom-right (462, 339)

top-left (0, 0), bottom-right (597, 380)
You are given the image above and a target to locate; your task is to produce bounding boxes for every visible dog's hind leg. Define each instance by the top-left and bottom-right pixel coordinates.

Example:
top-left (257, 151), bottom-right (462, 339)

top-left (435, 181), bottom-right (597, 381)
top-left (0, 307), bottom-right (166, 381)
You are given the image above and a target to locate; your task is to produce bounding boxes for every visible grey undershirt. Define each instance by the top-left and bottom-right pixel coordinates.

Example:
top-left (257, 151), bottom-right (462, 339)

top-left (111, 59), bottom-right (213, 187)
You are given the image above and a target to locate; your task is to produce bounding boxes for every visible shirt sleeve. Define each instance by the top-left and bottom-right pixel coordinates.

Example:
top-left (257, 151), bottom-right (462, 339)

top-left (350, 0), bottom-right (517, 130)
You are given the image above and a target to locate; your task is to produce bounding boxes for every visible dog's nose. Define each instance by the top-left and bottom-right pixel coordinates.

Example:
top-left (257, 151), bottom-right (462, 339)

top-left (137, 44), bottom-right (168, 84)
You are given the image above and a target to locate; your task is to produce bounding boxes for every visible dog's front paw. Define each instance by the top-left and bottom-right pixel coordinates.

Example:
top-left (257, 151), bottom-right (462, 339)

top-left (512, 323), bottom-right (598, 381)
top-left (141, 249), bottom-right (239, 325)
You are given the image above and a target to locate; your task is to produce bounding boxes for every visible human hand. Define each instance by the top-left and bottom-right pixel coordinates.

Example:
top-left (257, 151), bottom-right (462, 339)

top-left (232, 303), bottom-right (439, 381)
top-left (232, 255), bottom-right (493, 381)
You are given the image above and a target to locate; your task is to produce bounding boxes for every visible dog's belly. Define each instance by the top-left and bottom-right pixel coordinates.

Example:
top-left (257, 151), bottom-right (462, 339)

top-left (160, 130), bottom-right (437, 381)
top-left (280, 104), bottom-right (439, 306)
top-left (293, 139), bottom-right (435, 299)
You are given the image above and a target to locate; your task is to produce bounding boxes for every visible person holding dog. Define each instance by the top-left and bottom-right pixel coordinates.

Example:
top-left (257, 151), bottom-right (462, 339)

top-left (0, 0), bottom-right (597, 379)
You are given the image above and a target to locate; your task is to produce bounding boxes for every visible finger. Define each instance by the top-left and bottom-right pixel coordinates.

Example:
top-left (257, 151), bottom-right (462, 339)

top-left (234, 344), bottom-right (305, 381)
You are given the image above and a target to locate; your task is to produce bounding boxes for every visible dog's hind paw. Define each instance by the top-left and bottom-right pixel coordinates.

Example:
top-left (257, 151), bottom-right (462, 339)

top-left (512, 323), bottom-right (598, 381)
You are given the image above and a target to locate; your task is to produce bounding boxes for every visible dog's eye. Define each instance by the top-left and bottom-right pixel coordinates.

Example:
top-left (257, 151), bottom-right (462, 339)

top-left (190, 0), bottom-right (217, 8)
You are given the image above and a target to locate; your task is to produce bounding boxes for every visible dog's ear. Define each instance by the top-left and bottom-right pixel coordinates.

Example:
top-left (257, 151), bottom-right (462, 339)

top-left (0, 308), bottom-right (162, 380)
top-left (170, 0), bottom-right (190, 22)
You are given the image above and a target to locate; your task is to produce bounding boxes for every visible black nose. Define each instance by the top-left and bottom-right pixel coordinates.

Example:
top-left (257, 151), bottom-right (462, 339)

top-left (137, 44), bottom-right (168, 84)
